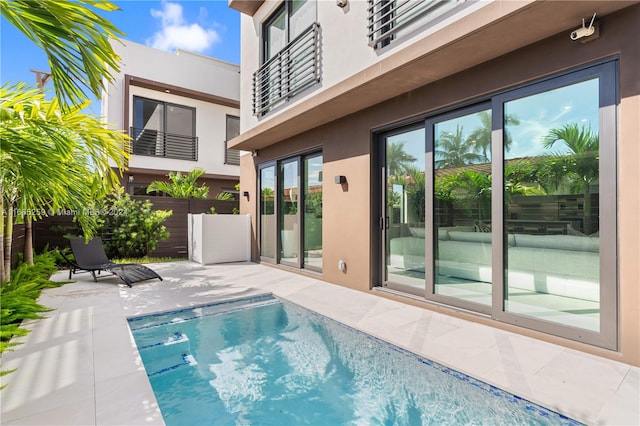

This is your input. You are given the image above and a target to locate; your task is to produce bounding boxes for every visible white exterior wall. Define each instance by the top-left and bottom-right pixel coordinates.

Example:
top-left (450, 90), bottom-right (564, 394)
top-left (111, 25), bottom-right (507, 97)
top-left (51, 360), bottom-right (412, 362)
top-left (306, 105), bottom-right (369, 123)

top-left (103, 39), bottom-right (240, 175)
top-left (239, 0), bottom-right (497, 133)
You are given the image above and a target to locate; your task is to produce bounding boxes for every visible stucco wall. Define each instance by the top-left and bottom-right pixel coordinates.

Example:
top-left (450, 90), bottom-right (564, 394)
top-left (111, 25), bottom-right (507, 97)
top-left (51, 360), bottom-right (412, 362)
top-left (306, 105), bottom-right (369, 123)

top-left (239, 0), bottom-right (509, 133)
top-left (102, 39), bottom-right (240, 176)
top-left (240, 4), bottom-right (640, 366)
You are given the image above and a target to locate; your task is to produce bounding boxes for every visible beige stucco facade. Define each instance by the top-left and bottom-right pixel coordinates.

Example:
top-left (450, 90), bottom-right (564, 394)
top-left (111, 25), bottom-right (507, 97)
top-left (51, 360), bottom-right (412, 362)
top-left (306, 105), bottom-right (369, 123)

top-left (233, 1), bottom-right (640, 366)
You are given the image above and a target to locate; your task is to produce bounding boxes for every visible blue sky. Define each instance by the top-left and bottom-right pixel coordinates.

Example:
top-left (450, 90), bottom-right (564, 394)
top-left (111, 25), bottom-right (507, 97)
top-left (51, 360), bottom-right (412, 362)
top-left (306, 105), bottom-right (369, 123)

top-left (1, 0), bottom-right (240, 107)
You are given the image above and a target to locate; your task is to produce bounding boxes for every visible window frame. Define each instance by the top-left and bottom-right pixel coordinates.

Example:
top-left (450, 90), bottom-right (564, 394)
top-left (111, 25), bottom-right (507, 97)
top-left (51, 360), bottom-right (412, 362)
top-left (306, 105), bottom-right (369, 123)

top-left (225, 114), bottom-right (241, 166)
top-left (133, 96), bottom-right (196, 138)
top-left (373, 58), bottom-right (618, 349)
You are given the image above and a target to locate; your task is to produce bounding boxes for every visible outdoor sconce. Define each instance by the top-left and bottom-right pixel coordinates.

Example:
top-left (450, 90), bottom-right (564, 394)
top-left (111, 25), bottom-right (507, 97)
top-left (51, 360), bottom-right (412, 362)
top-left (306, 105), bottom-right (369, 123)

top-left (243, 191), bottom-right (250, 198)
top-left (336, 0), bottom-right (347, 7)
top-left (335, 175), bottom-right (346, 184)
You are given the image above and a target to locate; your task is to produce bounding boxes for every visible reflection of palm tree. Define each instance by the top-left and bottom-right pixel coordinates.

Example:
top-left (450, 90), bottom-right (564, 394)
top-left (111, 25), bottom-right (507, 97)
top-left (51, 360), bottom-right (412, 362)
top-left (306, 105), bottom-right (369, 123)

top-left (542, 123), bottom-right (599, 234)
top-left (387, 141), bottom-right (417, 177)
top-left (467, 111), bottom-right (520, 158)
top-left (435, 125), bottom-right (487, 169)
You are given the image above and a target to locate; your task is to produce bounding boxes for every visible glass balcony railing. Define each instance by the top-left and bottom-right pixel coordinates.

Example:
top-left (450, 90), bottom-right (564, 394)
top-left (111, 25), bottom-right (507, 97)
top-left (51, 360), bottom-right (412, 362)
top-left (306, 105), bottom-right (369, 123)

top-left (130, 127), bottom-right (198, 161)
top-left (253, 23), bottom-right (320, 116)
top-left (368, 0), bottom-right (468, 49)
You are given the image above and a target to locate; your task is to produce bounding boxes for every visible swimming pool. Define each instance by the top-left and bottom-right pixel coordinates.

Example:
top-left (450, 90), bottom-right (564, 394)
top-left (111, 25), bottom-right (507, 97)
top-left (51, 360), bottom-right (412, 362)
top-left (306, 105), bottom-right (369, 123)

top-left (128, 295), bottom-right (580, 425)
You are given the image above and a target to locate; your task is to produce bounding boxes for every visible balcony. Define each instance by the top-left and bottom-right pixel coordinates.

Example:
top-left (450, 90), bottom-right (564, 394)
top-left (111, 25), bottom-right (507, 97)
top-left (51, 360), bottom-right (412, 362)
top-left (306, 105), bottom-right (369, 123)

top-left (253, 23), bottom-right (320, 117)
top-left (368, 0), bottom-right (467, 49)
top-left (130, 127), bottom-right (198, 161)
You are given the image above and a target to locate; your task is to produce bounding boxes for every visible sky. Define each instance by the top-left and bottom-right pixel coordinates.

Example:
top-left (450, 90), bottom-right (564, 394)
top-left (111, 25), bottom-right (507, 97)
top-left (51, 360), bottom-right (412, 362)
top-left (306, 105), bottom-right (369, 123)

top-left (0, 0), bottom-right (240, 111)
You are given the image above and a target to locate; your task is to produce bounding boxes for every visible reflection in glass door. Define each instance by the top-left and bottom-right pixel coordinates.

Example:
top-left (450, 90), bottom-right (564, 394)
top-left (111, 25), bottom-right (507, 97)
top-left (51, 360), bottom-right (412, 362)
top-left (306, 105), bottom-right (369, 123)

top-left (503, 78), bottom-right (601, 332)
top-left (382, 126), bottom-right (425, 295)
top-left (431, 107), bottom-right (493, 307)
top-left (303, 154), bottom-right (323, 270)
top-left (259, 165), bottom-right (276, 261)
top-left (280, 159), bottom-right (300, 266)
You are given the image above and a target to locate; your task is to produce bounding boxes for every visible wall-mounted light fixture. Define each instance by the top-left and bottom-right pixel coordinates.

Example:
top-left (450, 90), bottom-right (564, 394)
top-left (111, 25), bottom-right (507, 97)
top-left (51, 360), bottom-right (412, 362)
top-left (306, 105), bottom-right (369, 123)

top-left (243, 191), bottom-right (250, 198)
top-left (128, 175), bottom-right (134, 183)
top-left (251, 150), bottom-right (259, 157)
top-left (335, 175), bottom-right (346, 184)
top-left (336, 0), bottom-right (347, 7)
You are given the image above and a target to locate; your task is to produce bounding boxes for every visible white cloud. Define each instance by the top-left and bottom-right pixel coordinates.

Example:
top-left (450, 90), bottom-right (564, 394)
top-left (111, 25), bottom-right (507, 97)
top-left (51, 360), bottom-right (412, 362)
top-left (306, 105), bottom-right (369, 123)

top-left (147, 1), bottom-right (220, 53)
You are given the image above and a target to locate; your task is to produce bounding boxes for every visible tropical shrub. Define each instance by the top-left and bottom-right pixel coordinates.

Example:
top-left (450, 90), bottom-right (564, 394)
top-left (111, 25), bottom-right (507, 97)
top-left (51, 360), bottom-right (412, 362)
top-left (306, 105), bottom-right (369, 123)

top-left (147, 168), bottom-right (209, 199)
top-left (1, 251), bottom-right (65, 388)
top-left (96, 188), bottom-right (172, 258)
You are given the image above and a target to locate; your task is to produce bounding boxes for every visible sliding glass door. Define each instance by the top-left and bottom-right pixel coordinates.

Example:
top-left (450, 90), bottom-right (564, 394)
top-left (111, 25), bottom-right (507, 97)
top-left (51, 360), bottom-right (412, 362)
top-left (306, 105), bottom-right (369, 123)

top-left (378, 60), bottom-right (617, 349)
top-left (381, 125), bottom-right (425, 295)
top-left (428, 105), bottom-right (493, 310)
top-left (259, 152), bottom-right (323, 271)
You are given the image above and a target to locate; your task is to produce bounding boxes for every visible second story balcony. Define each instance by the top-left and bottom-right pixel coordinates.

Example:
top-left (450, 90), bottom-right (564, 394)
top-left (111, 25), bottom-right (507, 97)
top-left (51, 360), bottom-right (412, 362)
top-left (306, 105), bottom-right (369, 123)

top-left (253, 23), bottom-right (320, 117)
top-left (130, 127), bottom-right (198, 161)
top-left (368, 0), bottom-right (468, 49)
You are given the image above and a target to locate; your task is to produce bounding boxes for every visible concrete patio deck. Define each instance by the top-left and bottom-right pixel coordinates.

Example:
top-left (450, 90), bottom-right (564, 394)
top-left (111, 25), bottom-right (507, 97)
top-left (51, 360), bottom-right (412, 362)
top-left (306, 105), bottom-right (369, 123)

top-left (1, 260), bottom-right (638, 425)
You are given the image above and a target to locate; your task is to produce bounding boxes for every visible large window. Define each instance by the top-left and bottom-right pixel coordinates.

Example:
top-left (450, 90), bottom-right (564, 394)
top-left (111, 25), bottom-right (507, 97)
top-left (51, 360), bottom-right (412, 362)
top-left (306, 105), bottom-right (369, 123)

top-left (254, 0), bottom-right (319, 116)
top-left (132, 97), bottom-right (197, 161)
top-left (378, 61), bottom-right (617, 348)
top-left (259, 152), bottom-right (323, 272)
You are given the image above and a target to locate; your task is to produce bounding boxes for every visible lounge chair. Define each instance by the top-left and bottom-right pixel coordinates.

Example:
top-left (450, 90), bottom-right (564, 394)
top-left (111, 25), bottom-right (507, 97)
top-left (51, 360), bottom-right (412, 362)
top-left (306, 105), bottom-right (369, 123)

top-left (61, 237), bottom-right (163, 287)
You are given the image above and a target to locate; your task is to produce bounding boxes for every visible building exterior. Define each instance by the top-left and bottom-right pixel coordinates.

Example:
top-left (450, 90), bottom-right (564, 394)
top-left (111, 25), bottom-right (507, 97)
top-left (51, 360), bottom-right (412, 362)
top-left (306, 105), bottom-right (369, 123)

top-left (229, 0), bottom-right (640, 367)
top-left (102, 39), bottom-right (241, 197)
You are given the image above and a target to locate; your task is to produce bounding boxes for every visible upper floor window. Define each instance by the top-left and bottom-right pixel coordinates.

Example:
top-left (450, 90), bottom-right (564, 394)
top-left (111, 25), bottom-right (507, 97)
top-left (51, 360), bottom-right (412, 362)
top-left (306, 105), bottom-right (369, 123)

top-left (254, 0), bottom-right (319, 116)
top-left (368, 0), bottom-right (469, 49)
top-left (263, 0), bottom-right (316, 63)
top-left (225, 115), bottom-right (241, 166)
top-left (131, 97), bottom-right (198, 161)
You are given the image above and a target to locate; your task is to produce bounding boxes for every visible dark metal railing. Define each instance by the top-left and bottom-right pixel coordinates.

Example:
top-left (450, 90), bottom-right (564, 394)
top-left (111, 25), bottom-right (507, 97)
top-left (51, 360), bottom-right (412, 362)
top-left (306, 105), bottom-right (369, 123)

top-left (130, 127), bottom-right (198, 161)
top-left (253, 23), bottom-right (320, 116)
top-left (225, 141), bottom-right (240, 165)
top-left (368, 0), bottom-right (466, 49)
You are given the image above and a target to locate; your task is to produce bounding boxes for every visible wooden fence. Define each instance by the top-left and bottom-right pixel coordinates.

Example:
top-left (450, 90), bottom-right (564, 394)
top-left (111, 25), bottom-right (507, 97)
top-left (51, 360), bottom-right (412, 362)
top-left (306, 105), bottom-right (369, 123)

top-left (33, 197), bottom-right (238, 258)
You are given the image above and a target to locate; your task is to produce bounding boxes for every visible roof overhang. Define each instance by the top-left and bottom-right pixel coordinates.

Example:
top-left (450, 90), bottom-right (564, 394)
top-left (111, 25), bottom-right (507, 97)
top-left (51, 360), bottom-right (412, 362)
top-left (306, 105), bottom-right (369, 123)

top-left (229, 0), bottom-right (635, 151)
top-left (228, 0), bottom-right (264, 16)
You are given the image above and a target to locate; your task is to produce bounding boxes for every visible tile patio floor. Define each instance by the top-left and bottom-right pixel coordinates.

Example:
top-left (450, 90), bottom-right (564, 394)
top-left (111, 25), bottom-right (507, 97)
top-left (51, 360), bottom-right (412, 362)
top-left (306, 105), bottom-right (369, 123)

top-left (1, 261), bottom-right (638, 425)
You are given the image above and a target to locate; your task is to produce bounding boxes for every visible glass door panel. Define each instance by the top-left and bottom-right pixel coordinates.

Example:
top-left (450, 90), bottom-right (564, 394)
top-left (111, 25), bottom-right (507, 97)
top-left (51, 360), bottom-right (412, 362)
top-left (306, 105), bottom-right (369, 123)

top-left (433, 109), bottom-right (493, 306)
top-left (166, 104), bottom-right (194, 137)
top-left (259, 166), bottom-right (276, 261)
top-left (503, 78), bottom-right (601, 332)
top-left (384, 127), bottom-right (425, 295)
top-left (280, 159), bottom-right (300, 266)
top-left (303, 154), bottom-right (322, 271)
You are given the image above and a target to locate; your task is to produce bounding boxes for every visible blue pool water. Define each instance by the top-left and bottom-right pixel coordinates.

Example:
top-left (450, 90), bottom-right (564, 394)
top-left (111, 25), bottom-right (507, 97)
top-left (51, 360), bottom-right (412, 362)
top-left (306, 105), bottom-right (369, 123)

top-left (128, 295), bottom-right (580, 426)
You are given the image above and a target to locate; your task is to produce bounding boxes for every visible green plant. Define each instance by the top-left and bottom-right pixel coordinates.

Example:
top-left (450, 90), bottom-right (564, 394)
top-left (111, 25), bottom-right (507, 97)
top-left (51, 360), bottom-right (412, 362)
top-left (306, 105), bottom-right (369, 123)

top-left (0, 0), bottom-right (124, 108)
top-left (542, 123), bottom-right (599, 234)
top-left (1, 251), bottom-right (66, 388)
top-left (214, 192), bottom-right (234, 201)
top-left (147, 168), bottom-right (209, 199)
top-left (232, 207), bottom-right (240, 215)
top-left (0, 83), bottom-right (129, 280)
top-left (96, 188), bottom-right (172, 258)
top-left (208, 206), bottom-right (217, 214)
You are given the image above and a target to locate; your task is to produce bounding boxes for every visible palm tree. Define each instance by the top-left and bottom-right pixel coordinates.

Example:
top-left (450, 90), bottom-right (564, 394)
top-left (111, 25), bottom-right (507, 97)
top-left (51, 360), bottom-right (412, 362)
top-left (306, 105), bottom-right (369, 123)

top-left (467, 111), bottom-right (521, 159)
top-left (0, 0), bottom-right (124, 108)
top-left (387, 141), bottom-right (417, 177)
top-left (542, 123), bottom-right (599, 234)
top-left (0, 83), bottom-right (129, 281)
top-left (147, 168), bottom-right (210, 199)
top-left (435, 125), bottom-right (487, 169)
